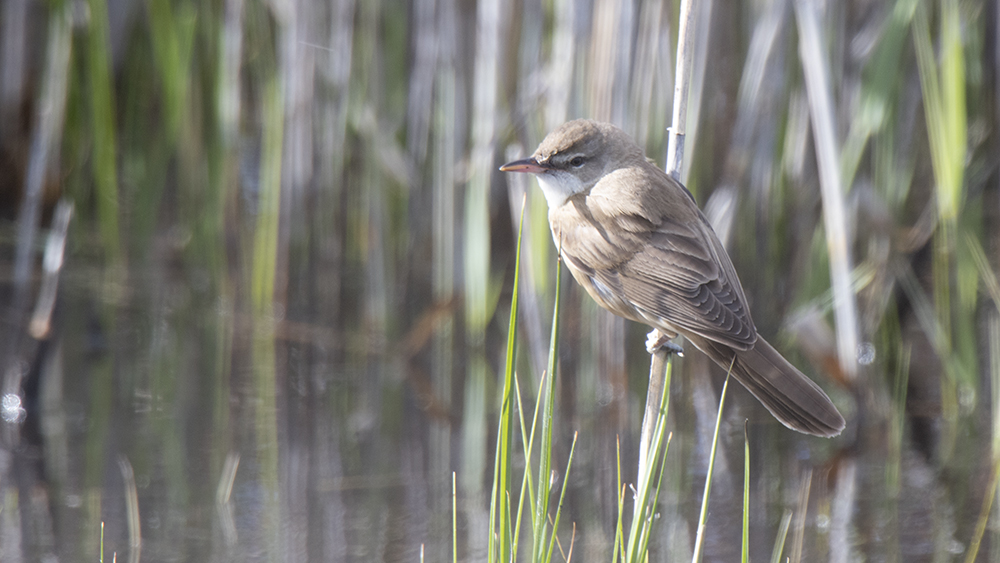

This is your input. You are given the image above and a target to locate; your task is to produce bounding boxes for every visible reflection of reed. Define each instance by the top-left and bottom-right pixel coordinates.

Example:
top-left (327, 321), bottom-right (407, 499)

top-left (29, 199), bottom-right (73, 339)
top-left (117, 455), bottom-right (141, 563)
top-left (215, 451), bottom-right (241, 547)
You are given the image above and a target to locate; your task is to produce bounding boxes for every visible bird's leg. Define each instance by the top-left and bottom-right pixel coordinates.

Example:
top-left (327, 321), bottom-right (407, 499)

top-left (646, 329), bottom-right (684, 356)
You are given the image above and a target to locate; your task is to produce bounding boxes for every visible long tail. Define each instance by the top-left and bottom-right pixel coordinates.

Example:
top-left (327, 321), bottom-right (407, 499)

top-left (698, 337), bottom-right (845, 437)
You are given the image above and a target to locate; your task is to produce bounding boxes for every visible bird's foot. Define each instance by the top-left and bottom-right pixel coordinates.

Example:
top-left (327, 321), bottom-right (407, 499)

top-left (646, 329), bottom-right (683, 356)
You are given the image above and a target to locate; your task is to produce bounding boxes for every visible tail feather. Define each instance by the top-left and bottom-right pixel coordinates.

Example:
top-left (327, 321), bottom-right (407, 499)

top-left (697, 336), bottom-right (845, 437)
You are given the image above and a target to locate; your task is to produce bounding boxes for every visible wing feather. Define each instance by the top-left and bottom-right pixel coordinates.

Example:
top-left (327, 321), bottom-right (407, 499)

top-left (551, 166), bottom-right (757, 350)
top-left (617, 217), bottom-right (757, 350)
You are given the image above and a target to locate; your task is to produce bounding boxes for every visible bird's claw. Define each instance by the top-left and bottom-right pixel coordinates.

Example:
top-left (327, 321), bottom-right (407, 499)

top-left (646, 330), bottom-right (683, 356)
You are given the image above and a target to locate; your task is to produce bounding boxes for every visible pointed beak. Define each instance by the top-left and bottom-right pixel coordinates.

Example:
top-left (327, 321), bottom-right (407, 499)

top-left (499, 157), bottom-right (549, 174)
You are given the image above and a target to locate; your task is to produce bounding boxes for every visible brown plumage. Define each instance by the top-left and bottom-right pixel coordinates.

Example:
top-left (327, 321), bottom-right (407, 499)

top-left (501, 119), bottom-right (844, 437)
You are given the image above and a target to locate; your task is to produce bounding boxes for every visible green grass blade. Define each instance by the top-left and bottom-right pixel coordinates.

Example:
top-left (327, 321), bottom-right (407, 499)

top-left (613, 438), bottom-right (625, 563)
top-left (489, 196), bottom-right (526, 562)
top-left (637, 430), bottom-right (672, 559)
top-left (250, 74), bottom-right (283, 316)
top-left (625, 356), bottom-right (673, 562)
top-left (487, 435), bottom-right (501, 563)
top-left (691, 370), bottom-right (732, 563)
top-left (512, 371), bottom-right (544, 555)
top-left (452, 472), bottom-right (458, 563)
top-left (912, 0), bottom-right (964, 221)
top-left (532, 247), bottom-right (563, 561)
top-left (146, 0), bottom-right (191, 141)
top-left (544, 431), bottom-right (578, 563)
top-left (85, 0), bottom-right (121, 264)
top-left (742, 422), bottom-right (750, 563)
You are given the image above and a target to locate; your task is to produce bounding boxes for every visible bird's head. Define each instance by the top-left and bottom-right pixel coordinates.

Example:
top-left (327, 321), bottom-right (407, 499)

top-left (501, 119), bottom-right (643, 208)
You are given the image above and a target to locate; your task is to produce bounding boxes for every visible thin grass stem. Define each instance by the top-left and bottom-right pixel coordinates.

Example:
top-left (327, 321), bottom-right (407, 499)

top-left (512, 371), bottom-right (545, 554)
top-left (742, 422), bottom-right (750, 563)
top-left (626, 358), bottom-right (673, 562)
top-left (613, 440), bottom-right (625, 562)
top-left (691, 371), bottom-right (731, 563)
top-left (544, 432), bottom-right (578, 563)
top-left (489, 195), bottom-right (526, 563)
top-left (531, 244), bottom-right (564, 562)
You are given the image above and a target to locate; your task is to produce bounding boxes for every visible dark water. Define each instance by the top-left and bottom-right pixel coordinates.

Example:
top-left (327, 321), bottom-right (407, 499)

top-left (2, 258), bottom-right (993, 562)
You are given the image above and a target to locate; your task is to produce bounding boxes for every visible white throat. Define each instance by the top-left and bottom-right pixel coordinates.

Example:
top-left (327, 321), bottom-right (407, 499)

top-left (536, 171), bottom-right (586, 209)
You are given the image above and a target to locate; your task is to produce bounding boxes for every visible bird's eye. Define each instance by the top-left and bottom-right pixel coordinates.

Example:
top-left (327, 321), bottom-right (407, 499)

top-left (569, 156), bottom-right (585, 167)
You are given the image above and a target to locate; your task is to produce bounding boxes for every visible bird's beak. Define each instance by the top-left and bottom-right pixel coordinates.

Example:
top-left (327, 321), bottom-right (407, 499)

top-left (499, 157), bottom-right (548, 174)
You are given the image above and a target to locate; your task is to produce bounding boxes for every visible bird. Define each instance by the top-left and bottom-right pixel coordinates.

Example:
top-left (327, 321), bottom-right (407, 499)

top-left (500, 119), bottom-right (845, 437)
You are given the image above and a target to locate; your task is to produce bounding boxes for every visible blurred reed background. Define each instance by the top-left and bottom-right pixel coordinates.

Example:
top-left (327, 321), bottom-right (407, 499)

top-left (0, 0), bottom-right (999, 561)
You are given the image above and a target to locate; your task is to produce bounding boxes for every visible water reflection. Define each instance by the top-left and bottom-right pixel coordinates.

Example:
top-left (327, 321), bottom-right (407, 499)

top-left (1, 253), bottom-right (993, 563)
